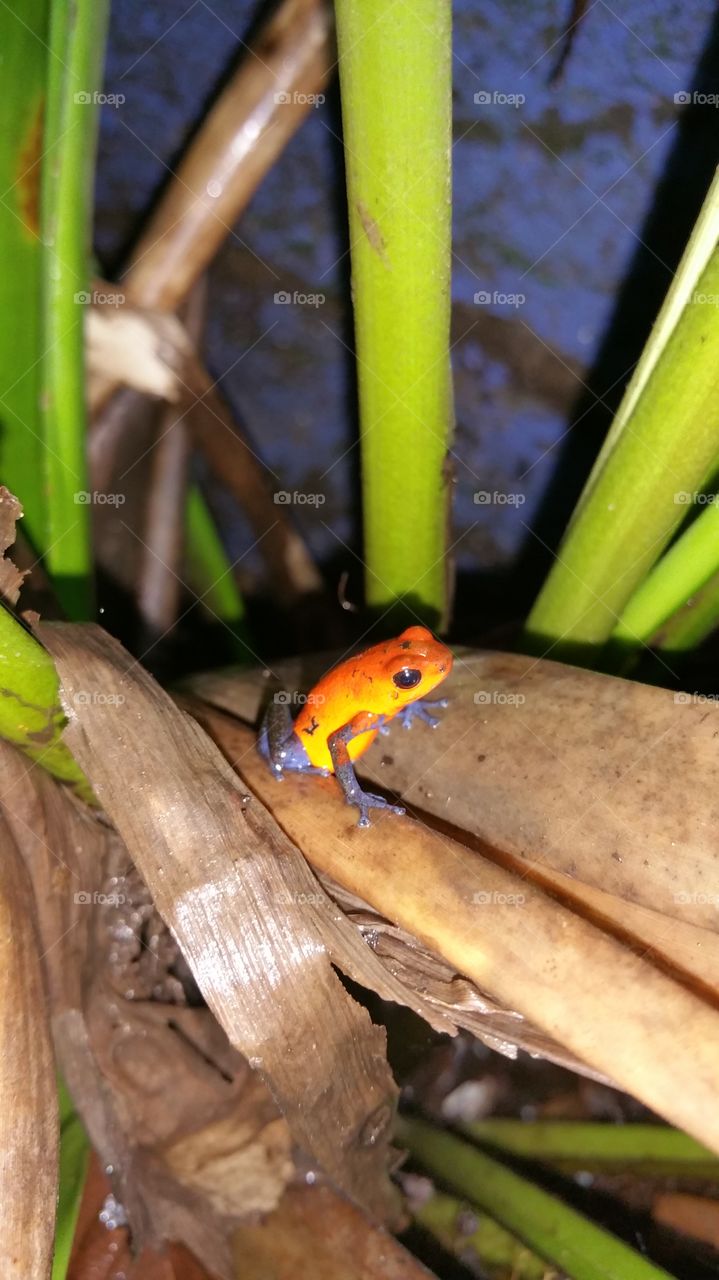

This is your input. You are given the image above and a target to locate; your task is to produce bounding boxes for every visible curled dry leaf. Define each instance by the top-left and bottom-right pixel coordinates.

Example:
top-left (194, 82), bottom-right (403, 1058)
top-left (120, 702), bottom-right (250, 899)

top-left (0, 743), bottom-right (294, 1280)
top-left (0, 485), bottom-right (26, 606)
top-left (0, 798), bottom-right (58, 1280)
top-left (40, 622), bottom-right (404, 1226)
top-left (182, 650), bottom-right (719, 1151)
top-left (85, 303), bottom-right (193, 406)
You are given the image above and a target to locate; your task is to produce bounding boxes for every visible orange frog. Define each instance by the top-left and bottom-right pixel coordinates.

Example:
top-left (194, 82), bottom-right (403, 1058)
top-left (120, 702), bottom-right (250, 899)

top-left (258, 626), bottom-right (453, 827)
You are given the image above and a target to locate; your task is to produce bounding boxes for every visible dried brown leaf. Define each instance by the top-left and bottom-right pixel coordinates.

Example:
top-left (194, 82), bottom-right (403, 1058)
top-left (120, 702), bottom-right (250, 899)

top-left (0, 798), bottom-right (58, 1279)
top-left (232, 1183), bottom-right (435, 1280)
top-left (41, 622), bottom-right (402, 1224)
top-left (0, 742), bottom-right (292, 1279)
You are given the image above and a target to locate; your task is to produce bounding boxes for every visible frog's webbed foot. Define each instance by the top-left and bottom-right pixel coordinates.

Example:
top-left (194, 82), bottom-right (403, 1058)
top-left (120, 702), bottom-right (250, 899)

top-left (346, 785), bottom-right (405, 828)
top-left (397, 696), bottom-right (449, 730)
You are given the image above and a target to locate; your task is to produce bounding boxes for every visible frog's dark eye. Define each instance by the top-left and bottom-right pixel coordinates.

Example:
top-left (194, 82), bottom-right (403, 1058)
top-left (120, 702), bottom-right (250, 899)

top-left (393, 667), bottom-right (422, 690)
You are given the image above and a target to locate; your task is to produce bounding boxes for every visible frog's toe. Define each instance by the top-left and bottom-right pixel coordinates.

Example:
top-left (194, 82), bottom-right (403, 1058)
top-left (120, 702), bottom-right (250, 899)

top-left (353, 790), bottom-right (405, 826)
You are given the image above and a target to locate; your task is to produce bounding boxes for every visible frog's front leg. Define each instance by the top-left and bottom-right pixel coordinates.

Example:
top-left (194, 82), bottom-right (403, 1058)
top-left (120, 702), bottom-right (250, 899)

top-left (258, 700), bottom-right (330, 779)
top-left (328, 711), bottom-right (405, 828)
top-left (396, 696), bottom-right (449, 730)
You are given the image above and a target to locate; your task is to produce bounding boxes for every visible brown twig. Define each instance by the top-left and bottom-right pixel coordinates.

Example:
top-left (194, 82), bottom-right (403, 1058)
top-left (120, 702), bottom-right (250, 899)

top-left (123, 0), bottom-right (332, 311)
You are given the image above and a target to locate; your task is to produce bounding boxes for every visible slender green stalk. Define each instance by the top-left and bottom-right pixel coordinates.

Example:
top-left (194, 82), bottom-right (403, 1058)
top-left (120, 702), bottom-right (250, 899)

top-left (459, 1120), bottom-right (718, 1175)
top-left (611, 500), bottom-right (719, 651)
top-left (399, 1117), bottom-right (674, 1280)
top-left (651, 564), bottom-right (719, 652)
top-left (52, 1080), bottom-right (89, 1280)
top-left (414, 1188), bottom-right (550, 1279)
top-left (41, 0), bottom-right (110, 617)
top-left (0, 1), bottom-right (48, 545)
top-left (526, 174), bottom-right (719, 659)
top-left (185, 487), bottom-right (252, 659)
top-left (0, 602), bottom-right (93, 800)
top-left (334, 0), bottom-right (452, 627)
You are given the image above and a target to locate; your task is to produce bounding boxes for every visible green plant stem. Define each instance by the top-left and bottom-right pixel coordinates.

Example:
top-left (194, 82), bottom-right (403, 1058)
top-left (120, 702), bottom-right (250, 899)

top-left (652, 564), bottom-right (719, 652)
top-left (526, 215), bottom-right (719, 660)
top-left (334, 0), bottom-right (452, 627)
top-left (185, 486), bottom-right (253, 660)
top-left (414, 1188), bottom-right (550, 1279)
top-left (41, 0), bottom-right (110, 617)
top-left (52, 1080), bottom-right (89, 1280)
top-left (0, 1), bottom-right (48, 545)
top-left (459, 1119), bottom-right (718, 1175)
top-left (399, 1117), bottom-right (674, 1280)
top-left (0, 602), bottom-right (93, 800)
top-left (611, 500), bottom-right (719, 651)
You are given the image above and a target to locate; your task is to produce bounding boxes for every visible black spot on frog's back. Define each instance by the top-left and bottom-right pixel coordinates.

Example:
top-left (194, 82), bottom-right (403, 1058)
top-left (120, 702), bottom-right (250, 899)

top-left (302, 716), bottom-right (320, 737)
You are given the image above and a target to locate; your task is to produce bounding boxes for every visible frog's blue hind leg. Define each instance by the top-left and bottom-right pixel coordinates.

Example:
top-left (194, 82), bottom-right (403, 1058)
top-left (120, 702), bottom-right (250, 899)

top-left (258, 700), bottom-right (330, 779)
top-left (395, 696), bottom-right (449, 730)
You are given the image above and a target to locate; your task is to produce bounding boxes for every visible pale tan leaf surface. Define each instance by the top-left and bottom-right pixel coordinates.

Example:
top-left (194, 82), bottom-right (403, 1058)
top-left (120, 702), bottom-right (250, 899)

top-left (193, 684), bottom-right (614, 1079)
top-left (0, 742), bottom-right (293, 1280)
top-left (0, 485), bottom-right (26, 606)
top-left (40, 621), bottom-right (403, 1224)
top-left (0, 798), bottom-right (58, 1280)
top-left (180, 659), bottom-right (719, 1152)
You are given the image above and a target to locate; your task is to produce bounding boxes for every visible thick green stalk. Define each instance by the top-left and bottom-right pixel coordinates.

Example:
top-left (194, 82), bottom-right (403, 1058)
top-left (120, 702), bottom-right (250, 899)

top-left (526, 242), bottom-right (719, 658)
top-left (580, 168), bottom-right (719, 509)
top-left (0, 1), bottom-right (48, 544)
top-left (41, 0), bottom-right (110, 617)
top-left (334, 0), bottom-right (452, 626)
top-left (399, 1117), bottom-right (674, 1280)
